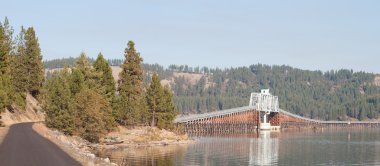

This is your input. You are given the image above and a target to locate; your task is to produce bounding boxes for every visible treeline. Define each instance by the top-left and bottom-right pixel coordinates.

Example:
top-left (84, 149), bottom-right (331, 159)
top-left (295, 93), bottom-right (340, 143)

top-left (43, 57), bottom-right (123, 69)
top-left (1, 18), bottom-right (177, 143)
top-left (45, 58), bottom-right (215, 75)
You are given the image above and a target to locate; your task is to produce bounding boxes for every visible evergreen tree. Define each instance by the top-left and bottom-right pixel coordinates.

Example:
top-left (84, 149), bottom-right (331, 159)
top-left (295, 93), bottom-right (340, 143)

top-left (0, 78), bottom-right (8, 110)
top-left (24, 27), bottom-right (44, 97)
top-left (157, 86), bottom-right (177, 129)
top-left (74, 52), bottom-right (105, 95)
top-left (0, 17), bottom-right (13, 110)
top-left (93, 52), bottom-right (116, 103)
top-left (117, 41), bottom-right (148, 125)
top-left (42, 70), bottom-right (75, 135)
top-left (9, 27), bottom-right (27, 108)
top-left (11, 27), bottom-right (27, 92)
top-left (146, 73), bottom-right (178, 129)
top-left (69, 68), bottom-right (84, 95)
top-left (146, 73), bottom-right (164, 126)
top-left (75, 52), bottom-right (92, 75)
top-left (74, 88), bottom-right (115, 143)
top-left (0, 17), bottom-right (12, 75)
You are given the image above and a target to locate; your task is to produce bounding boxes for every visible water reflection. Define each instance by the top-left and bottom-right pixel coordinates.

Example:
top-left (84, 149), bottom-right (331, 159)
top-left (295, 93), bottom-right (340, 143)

top-left (98, 129), bottom-right (380, 166)
top-left (250, 131), bottom-right (279, 166)
top-left (97, 145), bottom-right (188, 166)
top-left (98, 132), bottom-right (279, 166)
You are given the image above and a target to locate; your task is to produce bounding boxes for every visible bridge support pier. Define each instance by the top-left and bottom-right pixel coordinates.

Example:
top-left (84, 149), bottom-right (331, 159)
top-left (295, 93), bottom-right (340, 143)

top-left (260, 112), bottom-right (271, 130)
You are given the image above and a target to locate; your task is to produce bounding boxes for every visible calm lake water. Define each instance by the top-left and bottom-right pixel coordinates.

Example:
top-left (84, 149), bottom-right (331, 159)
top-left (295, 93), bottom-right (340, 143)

top-left (98, 129), bottom-right (380, 166)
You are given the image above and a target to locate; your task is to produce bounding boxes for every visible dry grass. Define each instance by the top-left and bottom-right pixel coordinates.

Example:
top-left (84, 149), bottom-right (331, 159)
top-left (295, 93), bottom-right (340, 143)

top-left (173, 72), bottom-right (203, 85)
top-left (374, 75), bottom-right (380, 87)
top-left (1, 94), bottom-right (44, 126)
top-left (110, 66), bottom-right (122, 82)
top-left (104, 126), bottom-right (190, 147)
top-left (48, 66), bottom-right (214, 93)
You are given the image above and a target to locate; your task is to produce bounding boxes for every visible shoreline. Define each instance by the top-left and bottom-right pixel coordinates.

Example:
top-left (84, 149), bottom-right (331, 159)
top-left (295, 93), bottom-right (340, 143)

top-left (93, 138), bottom-right (195, 151)
top-left (92, 125), bottom-right (194, 151)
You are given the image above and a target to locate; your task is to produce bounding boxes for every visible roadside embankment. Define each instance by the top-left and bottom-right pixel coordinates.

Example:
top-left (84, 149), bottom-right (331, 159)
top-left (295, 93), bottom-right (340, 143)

top-left (0, 94), bottom-right (44, 144)
top-left (1, 94), bottom-right (44, 126)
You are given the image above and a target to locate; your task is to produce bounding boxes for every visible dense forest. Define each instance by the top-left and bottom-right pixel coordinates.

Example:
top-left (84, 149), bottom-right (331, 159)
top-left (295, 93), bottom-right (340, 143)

top-left (0, 18), bottom-right (177, 142)
top-left (45, 57), bottom-right (380, 121)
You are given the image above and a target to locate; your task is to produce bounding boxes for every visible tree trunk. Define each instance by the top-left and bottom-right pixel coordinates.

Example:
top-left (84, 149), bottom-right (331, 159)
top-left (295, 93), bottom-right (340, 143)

top-left (151, 110), bottom-right (155, 127)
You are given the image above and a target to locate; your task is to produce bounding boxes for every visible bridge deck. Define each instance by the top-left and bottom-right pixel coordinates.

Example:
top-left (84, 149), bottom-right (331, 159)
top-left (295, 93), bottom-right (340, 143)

top-left (174, 106), bottom-right (252, 123)
top-left (279, 109), bottom-right (380, 124)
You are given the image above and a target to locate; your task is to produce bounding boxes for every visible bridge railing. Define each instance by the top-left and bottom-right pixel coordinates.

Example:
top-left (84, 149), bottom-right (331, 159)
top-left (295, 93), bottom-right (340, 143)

top-left (174, 106), bottom-right (254, 123)
top-left (279, 109), bottom-right (380, 124)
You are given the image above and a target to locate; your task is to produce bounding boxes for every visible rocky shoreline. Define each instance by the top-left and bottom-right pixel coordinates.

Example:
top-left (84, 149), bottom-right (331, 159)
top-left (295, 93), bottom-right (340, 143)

top-left (98, 126), bottom-right (193, 148)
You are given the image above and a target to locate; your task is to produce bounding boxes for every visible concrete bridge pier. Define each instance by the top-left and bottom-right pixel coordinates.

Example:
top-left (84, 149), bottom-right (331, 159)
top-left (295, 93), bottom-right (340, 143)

top-left (260, 111), bottom-right (271, 130)
top-left (259, 111), bottom-right (281, 131)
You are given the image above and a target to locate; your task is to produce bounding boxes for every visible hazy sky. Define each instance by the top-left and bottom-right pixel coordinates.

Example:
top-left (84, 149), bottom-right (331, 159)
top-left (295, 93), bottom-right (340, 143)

top-left (1, 0), bottom-right (379, 73)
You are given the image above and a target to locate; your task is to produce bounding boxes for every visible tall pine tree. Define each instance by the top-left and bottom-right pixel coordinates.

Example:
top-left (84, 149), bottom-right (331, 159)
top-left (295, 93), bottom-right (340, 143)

top-left (0, 17), bottom-right (12, 76)
top-left (146, 73), bottom-right (164, 127)
top-left (158, 86), bottom-right (177, 129)
top-left (0, 17), bottom-right (13, 110)
top-left (117, 41), bottom-right (148, 125)
top-left (75, 52), bottom-right (92, 75)
top-left (146, 73), bottom-right (178, 129)
top-left (69, 68), bottom-right (85, 95)
top-left (42, 69), bottom-right (75, 135)
top-left (93, 52), bottom-right (116, 103)
top-left (74, 52), bottom-right (105, 95)
top-left (74, 88), bottom-right (116, 142)
top-left (24, 27), bottom-right (44, 97)
top-left (9, 27), bottom-right (28, 108)
top-left (11, 27), bottom-right (26, 92)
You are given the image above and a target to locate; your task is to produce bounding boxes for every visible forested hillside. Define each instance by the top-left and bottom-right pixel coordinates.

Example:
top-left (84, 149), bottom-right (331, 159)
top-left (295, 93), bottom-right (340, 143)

top-left (44, 58), bottom-right (380, 121)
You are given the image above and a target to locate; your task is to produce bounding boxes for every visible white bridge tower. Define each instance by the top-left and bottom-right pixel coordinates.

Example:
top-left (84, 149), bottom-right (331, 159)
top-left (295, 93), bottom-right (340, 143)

top-left (249, 89), bottom-right (279, 130)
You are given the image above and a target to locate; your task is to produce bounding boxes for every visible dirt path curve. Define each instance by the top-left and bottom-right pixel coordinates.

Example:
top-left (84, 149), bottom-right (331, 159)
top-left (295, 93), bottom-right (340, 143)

top-left (0, 122), bottom-right (81, 166)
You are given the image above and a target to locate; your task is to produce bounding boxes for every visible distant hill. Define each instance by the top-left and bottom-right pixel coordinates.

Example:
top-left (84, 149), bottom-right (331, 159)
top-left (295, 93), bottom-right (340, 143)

top-left (44, 58), bottom-right (380, 121)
